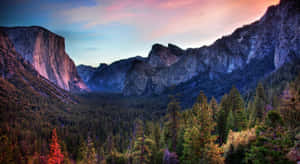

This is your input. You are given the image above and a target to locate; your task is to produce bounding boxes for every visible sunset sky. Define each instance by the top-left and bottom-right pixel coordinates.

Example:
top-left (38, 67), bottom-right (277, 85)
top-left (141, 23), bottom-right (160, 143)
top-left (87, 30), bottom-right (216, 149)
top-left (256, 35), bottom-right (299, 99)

top-left (0, 0), bottom-right (280, 66)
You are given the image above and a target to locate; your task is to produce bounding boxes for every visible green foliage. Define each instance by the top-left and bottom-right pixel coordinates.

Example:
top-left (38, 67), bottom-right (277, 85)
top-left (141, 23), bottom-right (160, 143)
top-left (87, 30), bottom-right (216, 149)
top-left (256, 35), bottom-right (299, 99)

top-left (223, 128), bottom-right (256, 164)
top-left (228, 86), bottom-right (246, 131)
top-left (265, 110), bottom-right (283, 128)
top-left (209, 96), bottom-right (219, 122)
top-left (226, 110), bottom-right (235, 133)
top-left (131, 120), bottom-right (155, 164)
top-left (182, 92), bottom-right (224, 164)
top-left (217, 94), bottom-right (230, 144)
top-left (245, 125), bottom-right (294, 164)
top-left (279, 76), bottom-right (300, 129)
top-left (1, 75), bottom-right (300, 164)
top-left (253, 83), bottom-right (267, 122)
top-left (165, 96), bottom-right (181, 152)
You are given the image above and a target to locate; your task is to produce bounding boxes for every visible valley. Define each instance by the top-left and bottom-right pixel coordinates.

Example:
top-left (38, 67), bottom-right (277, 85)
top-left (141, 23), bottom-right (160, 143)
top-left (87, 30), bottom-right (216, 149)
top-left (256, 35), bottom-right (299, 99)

top-left (0, 0), bottom-right (300, 163)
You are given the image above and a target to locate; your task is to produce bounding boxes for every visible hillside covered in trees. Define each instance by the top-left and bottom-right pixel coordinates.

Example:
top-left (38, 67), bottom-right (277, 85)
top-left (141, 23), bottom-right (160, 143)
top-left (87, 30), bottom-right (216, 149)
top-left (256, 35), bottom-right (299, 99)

top-left (0, 74), bottom-right (299, 164)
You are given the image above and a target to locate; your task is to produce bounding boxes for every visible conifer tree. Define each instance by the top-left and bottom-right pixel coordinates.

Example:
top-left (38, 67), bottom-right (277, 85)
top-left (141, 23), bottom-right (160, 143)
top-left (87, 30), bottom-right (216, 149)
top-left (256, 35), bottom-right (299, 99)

top-left (182, 92), bottom-right (224, 164)
top-left (150, 122), bottom-right (163, 164)
top-left (86, 136), bottom-right (98, 164)
top-left (228, 86), bottom-right (246, 131)
top-left (226, 110), bottom-right (234, 133)
top-left (77, 136), bottom-right (97, 164)
top-left (165, 96), bottom-right (181, 152)
top-left (209, 97), bottom-right (219, 122)
top-left (132, 119), bottom-right (154, 164)
top-left (253, 83), bottom-right (266, 122)
top-left (217, 94), bottom-right (230, 144)
top-left (280, 79), bottom-right (300, 129)
top-left (48, 128), bottom-right (64, 164)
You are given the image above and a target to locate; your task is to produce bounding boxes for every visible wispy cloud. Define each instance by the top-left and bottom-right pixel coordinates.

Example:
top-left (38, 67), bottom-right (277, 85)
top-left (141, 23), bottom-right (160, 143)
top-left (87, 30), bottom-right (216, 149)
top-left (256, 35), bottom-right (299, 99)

top-left (58, 0), bottom-right (279, 41)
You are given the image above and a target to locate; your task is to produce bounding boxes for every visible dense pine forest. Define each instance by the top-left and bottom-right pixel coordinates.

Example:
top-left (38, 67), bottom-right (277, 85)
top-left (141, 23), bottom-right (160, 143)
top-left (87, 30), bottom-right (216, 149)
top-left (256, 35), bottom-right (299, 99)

top-left (0, 73), bottom-right (299, 164)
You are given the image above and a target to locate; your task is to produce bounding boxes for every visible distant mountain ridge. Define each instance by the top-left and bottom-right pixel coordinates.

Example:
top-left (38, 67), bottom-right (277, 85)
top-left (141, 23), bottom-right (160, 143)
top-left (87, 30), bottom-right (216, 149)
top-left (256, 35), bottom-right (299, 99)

top-left (78, 0), bottom-right (300, 100)
top-left (0, 26), bottom-right (88, 92)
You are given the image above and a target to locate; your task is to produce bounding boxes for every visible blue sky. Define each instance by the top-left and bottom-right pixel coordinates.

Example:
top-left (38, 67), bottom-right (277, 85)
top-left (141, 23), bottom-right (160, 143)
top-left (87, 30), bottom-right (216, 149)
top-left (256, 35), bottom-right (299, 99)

top-left (0, 0), bottom-right (279, 66)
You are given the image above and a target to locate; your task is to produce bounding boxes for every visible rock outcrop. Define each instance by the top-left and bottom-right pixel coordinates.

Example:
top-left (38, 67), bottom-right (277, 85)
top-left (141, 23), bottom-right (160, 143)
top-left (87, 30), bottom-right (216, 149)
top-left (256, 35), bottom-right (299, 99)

top-left (79, 0), bottom-right (300, 98)
top-left (0, 26), bottom-right (88, 92)
top-left (0, 31), bottom-right (74, 104)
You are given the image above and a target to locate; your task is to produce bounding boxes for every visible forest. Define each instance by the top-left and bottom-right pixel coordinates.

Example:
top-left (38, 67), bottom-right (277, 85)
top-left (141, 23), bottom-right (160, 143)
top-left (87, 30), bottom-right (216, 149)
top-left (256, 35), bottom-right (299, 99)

top-left (0, 74), bottom-right (299, 164)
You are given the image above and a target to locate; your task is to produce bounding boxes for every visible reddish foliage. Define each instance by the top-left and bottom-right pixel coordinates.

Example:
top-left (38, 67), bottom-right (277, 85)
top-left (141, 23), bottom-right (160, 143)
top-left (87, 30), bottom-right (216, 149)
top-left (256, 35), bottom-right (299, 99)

top-left (48, 128), bottom-right (64, 164)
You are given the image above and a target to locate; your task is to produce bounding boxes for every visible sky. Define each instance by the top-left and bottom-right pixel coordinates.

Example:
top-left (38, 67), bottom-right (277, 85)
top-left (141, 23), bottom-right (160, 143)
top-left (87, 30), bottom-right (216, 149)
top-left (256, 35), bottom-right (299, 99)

top-left (0, 0), bottom-right (280, 66)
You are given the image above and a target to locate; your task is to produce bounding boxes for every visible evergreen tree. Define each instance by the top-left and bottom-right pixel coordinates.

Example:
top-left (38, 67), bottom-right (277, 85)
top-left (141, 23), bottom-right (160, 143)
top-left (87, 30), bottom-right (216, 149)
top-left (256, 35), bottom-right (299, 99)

top-left (216, 94), bottom-right (230, 144)
top-left (280, 79), bottom-right (300, 129)
top-left (132, 119), bottom-right (154, 164)
top-left (209, 97), bottom-right (219, 122)
top-left (77, 138), bottom-right (88, 163)
top-left (48, 128), bottom-right (64, 164)
top-left (228, 86), bottom-right (246, 131)
top-left (247, 100), bottom-right (255, 127)
top-left (86, 136), bottom-right (98, 164)
top-left (165, 96), bottom-right (181, 152)
top-left (77, 136), bottom-right (97, 164)
top-left (182, 92), bottom-right (224, 164)
top-left (226, 110), bottom-right (234, 133)
top-left (253, 83), bottom-right (267, 122)
top-left (150, 122), bottom-right (163, 164)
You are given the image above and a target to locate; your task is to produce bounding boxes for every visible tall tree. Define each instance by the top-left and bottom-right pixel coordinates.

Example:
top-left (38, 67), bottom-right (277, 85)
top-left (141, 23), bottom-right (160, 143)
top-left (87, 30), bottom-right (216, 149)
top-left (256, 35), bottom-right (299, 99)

top-left (182, 92), bottom-right (224, 164)
top-left (165, 96), bottom-right (181, 152)
top-left (132, 119), bottom-right (154, 164)
top-left (77, 136), bottom-right (97, 164)
top-left (48, 128), bottom-right (64, 164)
top-left (253, 83), bottom-right (267, 122)
top-left (86, 136), bottom-right (98, 164)
top-left (217, 94), bottom-right (230, 144)
top-left (150, 122), bottom-right (163, 164)
top-left (228, 86), bottom-right (246, 131)
top-left (280, 77), bottom-right (300, 129)
top-left (209, 97), bottom-right (219, 122)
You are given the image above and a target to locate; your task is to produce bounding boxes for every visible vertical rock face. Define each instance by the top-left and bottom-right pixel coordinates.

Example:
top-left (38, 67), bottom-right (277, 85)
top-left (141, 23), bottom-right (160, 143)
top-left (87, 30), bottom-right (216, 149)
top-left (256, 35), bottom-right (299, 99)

top-left (0, 31), bottom-right (74, 103)
top-left (0, 26), bottom-right (88, 92)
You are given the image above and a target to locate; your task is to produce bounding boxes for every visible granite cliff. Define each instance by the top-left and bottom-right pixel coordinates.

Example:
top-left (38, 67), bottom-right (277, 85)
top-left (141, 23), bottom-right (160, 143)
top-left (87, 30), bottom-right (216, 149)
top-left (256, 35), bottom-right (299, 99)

top-left (0, 31), bottom-right (74, 104)
top-left (0, 26), bottom-right (88, 92)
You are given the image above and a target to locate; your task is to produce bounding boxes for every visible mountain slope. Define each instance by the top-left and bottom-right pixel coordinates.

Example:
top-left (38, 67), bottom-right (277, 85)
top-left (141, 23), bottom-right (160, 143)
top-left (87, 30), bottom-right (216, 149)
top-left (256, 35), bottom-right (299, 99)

top-left (79, 0), bottom-right (300, 100)
top-left (0, 26), bottom-right (88, 92)
top-left (0, 31), bottom-right (74, 106)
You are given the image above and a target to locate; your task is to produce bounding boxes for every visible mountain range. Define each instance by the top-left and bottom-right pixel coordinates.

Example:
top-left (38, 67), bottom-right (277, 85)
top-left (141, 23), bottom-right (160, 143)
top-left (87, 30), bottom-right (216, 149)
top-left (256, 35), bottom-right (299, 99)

top-left (1, 0), bottom-right (300, 106)
top-left (78, 0), bottom-right (300, 102)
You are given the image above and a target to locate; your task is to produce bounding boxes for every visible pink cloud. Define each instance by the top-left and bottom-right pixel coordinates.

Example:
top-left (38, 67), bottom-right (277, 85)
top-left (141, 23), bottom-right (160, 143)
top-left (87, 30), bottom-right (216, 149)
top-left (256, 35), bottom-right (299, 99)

top-left (59, 0), bottom-right (280, 44)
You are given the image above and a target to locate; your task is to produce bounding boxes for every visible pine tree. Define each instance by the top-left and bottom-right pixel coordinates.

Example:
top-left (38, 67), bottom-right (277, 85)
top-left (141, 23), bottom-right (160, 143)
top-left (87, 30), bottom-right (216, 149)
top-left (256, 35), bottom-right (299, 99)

top-left (132, 119), bottom-right (154, 164)
top-left (77, 136), bottom-right (97, 164)
top-left (217, 94), bottom-right (230, 144)
top-left (253, 83), bottom-right (266, 122)
top-left (86, 136), bottom-right (98, 164)
top-left (228, 86), bottom-right (246, 131)
top-left (209, 97), bottom-right (219, 122)
top-left (150, 122), bottom-right (163, 164)
top-left (165, 96), bottom-right (181, 152)
top-left (280, 79), bottom-right (300, 129)
top-left (182, 92), bottom-right (224, 164)
top-left (48, 128), bottom-right (64, 164)
top-left (226, 110), bottom-right (234, 133)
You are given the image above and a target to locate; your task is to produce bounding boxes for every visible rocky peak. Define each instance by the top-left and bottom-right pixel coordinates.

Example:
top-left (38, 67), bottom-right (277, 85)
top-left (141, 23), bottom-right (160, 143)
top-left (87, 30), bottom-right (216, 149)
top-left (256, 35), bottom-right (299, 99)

top-left (147, 43), bottom-right (184, 67)
top-left (0, 26), bottom-right (88, 92)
